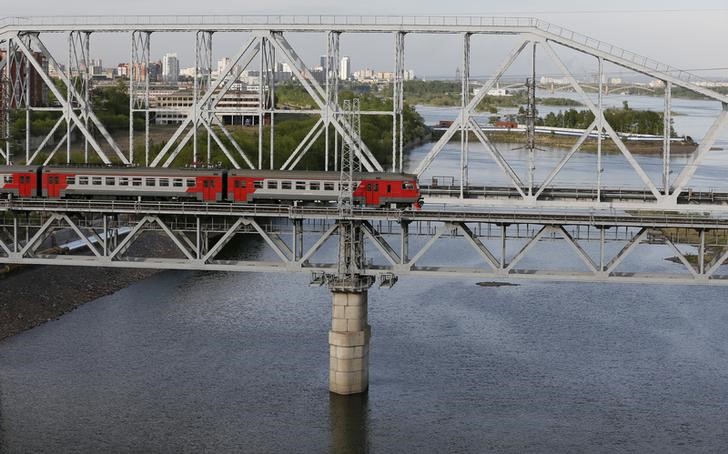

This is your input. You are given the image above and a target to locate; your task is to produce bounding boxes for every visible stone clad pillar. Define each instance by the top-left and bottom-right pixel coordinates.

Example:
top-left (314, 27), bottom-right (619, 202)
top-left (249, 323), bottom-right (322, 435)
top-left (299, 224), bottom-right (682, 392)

top-left (329, 289), bottom-right (370, 395)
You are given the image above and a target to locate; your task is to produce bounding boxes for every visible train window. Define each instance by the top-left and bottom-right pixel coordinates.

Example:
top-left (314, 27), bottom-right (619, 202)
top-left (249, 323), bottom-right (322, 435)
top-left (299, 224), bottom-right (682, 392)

top-left (79, 177), bottom-right (89, 185)
top-left (173, 179), bottom-right (183, 187)
top-left (402, 183), bottom-right (414, 190)
top-left (159, 178), bottom-right (169, 187)
top-left (267, 181), bottom-right (278, 189)
top-left (146, 178), bottom-right (156, 187)
top-left (366, 184), bottom-right (372, 191)
top-left (281, 181), bottom-right (292, 190)
top-left (132, 178), bottom-right (142, 187)
top-left (310, 182), bottom-right (320, 191)
top-left (387, 184), bottom-right (391, 193)
top-left (106, 177), bottom-right (115, 186)
top-left (119, 178), bottom-right (129, 186)
top-left (374, 184), bottom-right (379, 191)
top-left (254, 180), bottom-right (263, 189)
top-left (92, 177), bottom-right (102, 185)
top-left (295, 181), bottom-right (306, 190)
top-left (324, 182), bottom-right (334, 191)
top-left (186, 179), bottom-right (196, 187)
top-left (67, 176), bottom-right (75, 185)
top-left (3, 175), bottom-right (11, 183)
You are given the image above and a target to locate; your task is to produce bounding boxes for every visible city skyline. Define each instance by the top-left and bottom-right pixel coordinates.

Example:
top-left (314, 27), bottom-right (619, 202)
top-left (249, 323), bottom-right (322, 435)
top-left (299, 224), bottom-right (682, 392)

top-left (2, 2), bottom-right (726, 80)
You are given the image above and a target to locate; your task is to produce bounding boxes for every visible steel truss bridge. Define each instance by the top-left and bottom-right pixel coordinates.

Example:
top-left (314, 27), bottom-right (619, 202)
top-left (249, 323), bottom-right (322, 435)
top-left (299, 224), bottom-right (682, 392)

top-left (0, 16), bottom-right (728, 284)
top-left (2, 15), bottom-right (728, 394)
top-left (0, 16), bottom-right (728, 283)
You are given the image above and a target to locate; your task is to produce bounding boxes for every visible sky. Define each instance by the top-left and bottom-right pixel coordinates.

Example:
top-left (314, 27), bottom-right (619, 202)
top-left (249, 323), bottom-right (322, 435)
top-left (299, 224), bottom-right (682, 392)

top-left (3, 0), bottom-right (727, 80)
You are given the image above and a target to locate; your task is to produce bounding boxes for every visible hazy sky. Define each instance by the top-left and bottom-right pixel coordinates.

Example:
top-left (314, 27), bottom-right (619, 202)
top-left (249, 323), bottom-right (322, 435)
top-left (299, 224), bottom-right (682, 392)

top-left (4, 1), bottom-right (727, 79)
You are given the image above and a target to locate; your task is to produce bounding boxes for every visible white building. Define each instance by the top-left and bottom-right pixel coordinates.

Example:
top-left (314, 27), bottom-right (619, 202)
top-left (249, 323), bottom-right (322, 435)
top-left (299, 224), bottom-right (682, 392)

top-left (151, 89), bottom-right (263, 126)
top-left (162, 53), bottom-right (180, 83)
top-left (404, 69), bottom-right (415, 81)
top-left (340, 56), bottom-right (351, 81)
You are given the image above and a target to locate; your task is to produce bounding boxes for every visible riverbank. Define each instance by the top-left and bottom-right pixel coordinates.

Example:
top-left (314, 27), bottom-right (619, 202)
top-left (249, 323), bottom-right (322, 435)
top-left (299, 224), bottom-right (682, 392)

top-left (0, 233), bottom-right (175, 341)
top-left (433, 129), bottom-right (698, 155)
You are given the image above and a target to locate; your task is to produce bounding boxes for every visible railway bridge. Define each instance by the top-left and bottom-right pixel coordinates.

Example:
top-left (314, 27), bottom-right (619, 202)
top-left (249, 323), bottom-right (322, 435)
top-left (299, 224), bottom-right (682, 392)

top-left (1, 15), bottom-right (727, 394)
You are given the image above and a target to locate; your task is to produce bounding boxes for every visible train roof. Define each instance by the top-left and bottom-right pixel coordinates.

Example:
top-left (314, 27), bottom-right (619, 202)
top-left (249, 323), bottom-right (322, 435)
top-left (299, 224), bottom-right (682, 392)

top-left (42, 166), bottom-right (224, 176)
top-left (0, 165), bottom-right (42, 172)
top-left (228, 169), bottom-right (417, 180)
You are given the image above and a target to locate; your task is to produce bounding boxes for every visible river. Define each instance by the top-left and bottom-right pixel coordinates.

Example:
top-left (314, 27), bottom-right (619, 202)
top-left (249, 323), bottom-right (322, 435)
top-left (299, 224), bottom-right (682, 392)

top-left (1, 96), bottom-right (728, 453)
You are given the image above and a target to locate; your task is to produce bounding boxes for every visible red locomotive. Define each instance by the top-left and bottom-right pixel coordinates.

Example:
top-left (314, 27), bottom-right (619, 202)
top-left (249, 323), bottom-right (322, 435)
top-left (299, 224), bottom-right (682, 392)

top-left (0, 165), bottom-right (422, 208)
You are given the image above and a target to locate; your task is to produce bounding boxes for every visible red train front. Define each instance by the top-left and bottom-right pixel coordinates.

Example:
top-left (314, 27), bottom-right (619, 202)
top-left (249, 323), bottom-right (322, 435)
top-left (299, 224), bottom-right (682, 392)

top-left (227, 170), bottom-right (421, 208)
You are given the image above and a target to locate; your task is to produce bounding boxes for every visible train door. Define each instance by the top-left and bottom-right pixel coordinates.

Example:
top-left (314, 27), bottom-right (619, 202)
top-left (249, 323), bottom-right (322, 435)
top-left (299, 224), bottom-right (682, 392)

top-left (202, 178), bottom-right (217, 201)
top-left (365, 182), bottom-right (379, 207)
top-left (18, 174), bottom-right (34, 197)
top-left (45, 174), bottom-right (63, 198)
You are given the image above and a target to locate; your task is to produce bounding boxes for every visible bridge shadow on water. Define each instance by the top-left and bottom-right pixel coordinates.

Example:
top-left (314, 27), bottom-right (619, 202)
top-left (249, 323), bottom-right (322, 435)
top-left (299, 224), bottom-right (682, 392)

top-left (329, 393), bottom-right (369, 454)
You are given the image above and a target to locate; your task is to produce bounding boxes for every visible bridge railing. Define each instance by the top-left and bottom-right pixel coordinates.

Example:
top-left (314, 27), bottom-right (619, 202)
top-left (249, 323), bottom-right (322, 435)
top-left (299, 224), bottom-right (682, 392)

top-left (0, 14), bottom-right (538, 28)
top-left (532, 19), bottom-right (705, 85)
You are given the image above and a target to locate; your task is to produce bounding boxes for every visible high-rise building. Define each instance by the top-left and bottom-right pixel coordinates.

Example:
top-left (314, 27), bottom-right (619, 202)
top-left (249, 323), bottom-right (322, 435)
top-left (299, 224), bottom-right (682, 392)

top-left (0, 50), bottom-right (48, 108)
top-left (90, 58), bottom-right (103, 77)
top-left (217, 57), bottom-right (232, 76)
top-left (340, 56), bottom-right (351, 81)
top-left (162, 53), bottom-right (179, 83)
top-left (320, 55), bottom-right (334, 70)
top-left (148, 61), bottom-right (162, 82)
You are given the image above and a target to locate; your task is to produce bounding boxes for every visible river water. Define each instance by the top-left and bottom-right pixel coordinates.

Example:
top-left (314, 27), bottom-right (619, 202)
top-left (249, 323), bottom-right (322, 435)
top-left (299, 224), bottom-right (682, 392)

top-left (1, 97), bottom-right (728, 453)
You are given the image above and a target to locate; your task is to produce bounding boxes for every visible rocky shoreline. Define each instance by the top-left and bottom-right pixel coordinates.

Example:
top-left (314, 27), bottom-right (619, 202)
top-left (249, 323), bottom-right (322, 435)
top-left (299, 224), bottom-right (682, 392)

top-left (0, 233), bottom-right (176, 341)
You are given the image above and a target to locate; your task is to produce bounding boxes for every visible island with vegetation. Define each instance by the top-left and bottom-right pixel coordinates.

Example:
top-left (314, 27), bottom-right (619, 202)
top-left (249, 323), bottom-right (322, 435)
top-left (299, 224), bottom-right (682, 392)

top-left (403, 80), bottom-right (582, 112)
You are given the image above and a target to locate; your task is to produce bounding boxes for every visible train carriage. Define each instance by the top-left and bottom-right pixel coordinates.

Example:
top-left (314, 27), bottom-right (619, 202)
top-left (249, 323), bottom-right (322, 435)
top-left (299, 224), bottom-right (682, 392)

top-left (0, 165), bottom-right (42, 198)
top-left (227, 170), bottom-right (421, 208)
top-left (41, 167), bottom-right (225, 202)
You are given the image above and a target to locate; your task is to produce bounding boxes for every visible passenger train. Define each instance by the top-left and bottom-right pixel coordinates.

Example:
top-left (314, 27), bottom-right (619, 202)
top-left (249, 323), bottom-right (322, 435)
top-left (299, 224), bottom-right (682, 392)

top-left (0, 165), bottom-right (423, 208)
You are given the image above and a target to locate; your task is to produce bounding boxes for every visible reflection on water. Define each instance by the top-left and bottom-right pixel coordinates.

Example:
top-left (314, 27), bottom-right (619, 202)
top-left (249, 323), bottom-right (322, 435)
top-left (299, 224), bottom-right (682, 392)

top-left (329, 393), bottom-right (368, 454)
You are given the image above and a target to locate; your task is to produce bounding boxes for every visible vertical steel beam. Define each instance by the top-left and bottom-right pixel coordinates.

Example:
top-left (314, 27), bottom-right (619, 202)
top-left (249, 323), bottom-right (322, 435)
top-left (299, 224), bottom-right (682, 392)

top-left (663, 81), bottom-right (672, 194)
top-left (325, 32), bottom-right (340, 172)
top-left (699, 229), bottom-right (705, 275)
top-left (400, 221), bottom-right (409, 264)
top-left (84, 32), bottom-right (90, 164)
top-left (459, 33), bottom-right (470, 198)
top-left (597, 57), bottom-right (603, 201)
top-left (500, 224), bottom-right (507, 269)
top-left (24, 36), bottom-right (30, 164)
top-left (258, 37), bottom-right (265, 169)
top-left (526, 42), bottom-right (537, 197)
top-left (131, 31), bottom-right (152, 166)
top-left (269, 43), bottom-right (276, 169)
top-left (66, 32), bottom-right (72, 164)
top-left (599, 226), bottom-right (605, 272)
top-left (393, 31), bottom-right (406, 173)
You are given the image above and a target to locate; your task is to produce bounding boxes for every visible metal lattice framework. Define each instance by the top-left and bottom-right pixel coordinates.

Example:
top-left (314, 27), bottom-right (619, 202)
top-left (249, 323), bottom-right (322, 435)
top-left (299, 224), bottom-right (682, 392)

top-left (0, 16), bottom-right (724, 211)
top-left (2, 199), bottom-right (728, 285)
top-left (0, 15), bottom-right (727, 288)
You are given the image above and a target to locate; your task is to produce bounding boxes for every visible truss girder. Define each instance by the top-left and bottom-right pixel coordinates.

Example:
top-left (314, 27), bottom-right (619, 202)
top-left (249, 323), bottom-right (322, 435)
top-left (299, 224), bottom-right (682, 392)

top-left (2, 209), bottom-right (728, 285)
top-left (268, 32), bottom-right (383, 172)
top-left (23, 33), bottom-right (129, 165)
top-left (542, 42), bottom-right (662, 200)
top-left (0, 17), bottom-right (726, 210)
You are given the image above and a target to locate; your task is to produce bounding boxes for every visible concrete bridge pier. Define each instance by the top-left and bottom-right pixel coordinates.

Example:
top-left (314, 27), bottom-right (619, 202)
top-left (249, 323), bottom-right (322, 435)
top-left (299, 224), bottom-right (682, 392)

top-left (329, 287), bottom-right (371, 395)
